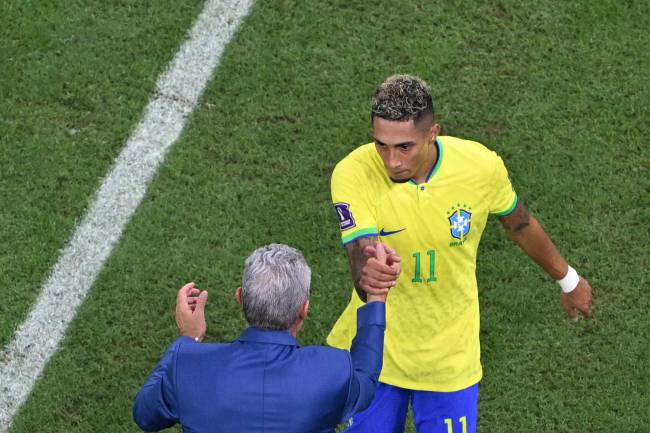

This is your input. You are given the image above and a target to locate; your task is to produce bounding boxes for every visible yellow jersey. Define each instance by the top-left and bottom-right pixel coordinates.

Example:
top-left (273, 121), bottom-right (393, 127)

top-left (327, 136), bottom-right (517, 392)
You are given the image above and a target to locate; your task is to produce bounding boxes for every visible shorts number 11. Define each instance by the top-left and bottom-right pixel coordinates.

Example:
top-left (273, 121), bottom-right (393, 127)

top-left (444, 416), bottom-right (467, 433)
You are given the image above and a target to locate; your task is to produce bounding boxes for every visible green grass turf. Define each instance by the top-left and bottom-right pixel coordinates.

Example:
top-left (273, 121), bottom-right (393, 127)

top-left (2, 0), bottom-right (649, 432)
top-left (0, 0), bottom-right (204, 349)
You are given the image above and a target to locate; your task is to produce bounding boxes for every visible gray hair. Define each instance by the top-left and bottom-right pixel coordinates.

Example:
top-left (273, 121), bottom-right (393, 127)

top-left (371, 74), bottom-right (434, 125)
top-left (241, 244), bottom-right (311, 330)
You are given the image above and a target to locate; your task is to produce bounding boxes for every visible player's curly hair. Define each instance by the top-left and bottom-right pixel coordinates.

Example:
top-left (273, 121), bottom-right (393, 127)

top-left (371, 74), bottom-right (434, 125)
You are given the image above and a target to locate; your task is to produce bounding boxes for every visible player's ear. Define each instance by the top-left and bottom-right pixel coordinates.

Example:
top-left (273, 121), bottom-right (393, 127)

top-left (235, 287), bottom-right (243, 306)
top-left (430, 123), bottom-right (441, 140)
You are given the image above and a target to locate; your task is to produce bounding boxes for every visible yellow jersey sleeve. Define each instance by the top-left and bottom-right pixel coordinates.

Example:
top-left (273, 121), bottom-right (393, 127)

top-left (331, 159), bottom-right (379, 245)
top-left (489, 153), bottom-right (518, 216)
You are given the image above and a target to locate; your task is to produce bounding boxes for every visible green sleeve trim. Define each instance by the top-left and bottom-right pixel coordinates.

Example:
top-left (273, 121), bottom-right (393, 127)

top-left (494, 192), bottom-right (518, 216)
top-left (341, 228), bottom-right (379, 246)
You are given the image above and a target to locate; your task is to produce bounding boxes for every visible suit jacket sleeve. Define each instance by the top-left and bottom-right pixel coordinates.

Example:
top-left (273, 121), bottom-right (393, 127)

top-left (133, 336), bottom-right (193, 431)
top-left (340, 301), bottom-right (386, 422)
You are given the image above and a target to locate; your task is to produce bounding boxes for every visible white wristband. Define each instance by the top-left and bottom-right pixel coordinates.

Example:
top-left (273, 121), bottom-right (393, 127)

top-left (557, 265), bottom-right (579, 293)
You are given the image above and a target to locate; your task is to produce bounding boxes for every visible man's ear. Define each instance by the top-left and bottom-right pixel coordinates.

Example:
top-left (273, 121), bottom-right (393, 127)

top-left (235, 287), bottom-right (243, 306)
top-left (299, 299), bottom-right (310, 320)
top-left (430, 123), bottom-right (441, 141)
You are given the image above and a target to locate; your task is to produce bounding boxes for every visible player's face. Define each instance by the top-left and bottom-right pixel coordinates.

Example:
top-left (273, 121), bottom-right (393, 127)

top-left (372, 117), bottom-right (440, 183)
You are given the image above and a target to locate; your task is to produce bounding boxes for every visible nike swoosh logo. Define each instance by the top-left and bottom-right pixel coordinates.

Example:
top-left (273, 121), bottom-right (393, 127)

top-left (379, 228), bottom-right (406, 237)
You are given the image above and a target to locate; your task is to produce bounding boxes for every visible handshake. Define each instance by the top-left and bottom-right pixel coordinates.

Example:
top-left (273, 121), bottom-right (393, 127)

top-left (357, 243), bottom-right (401, 303)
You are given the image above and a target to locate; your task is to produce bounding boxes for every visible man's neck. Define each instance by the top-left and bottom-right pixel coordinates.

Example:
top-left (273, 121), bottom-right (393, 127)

top-left (412, 140), bottom-right (438, 184)
top-left (288, 320), bottom-right (303, 338)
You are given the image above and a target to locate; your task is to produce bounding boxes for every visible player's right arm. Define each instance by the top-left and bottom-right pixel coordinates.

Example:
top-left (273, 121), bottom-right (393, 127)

top-left (331, 156), bottom-right (400, 302)
top-left (345, 238), bottom-right (400, 302)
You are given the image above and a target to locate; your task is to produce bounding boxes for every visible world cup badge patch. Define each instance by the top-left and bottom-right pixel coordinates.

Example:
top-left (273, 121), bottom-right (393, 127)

top-left (334, 202), bottom-right (356, 231)
top-left (447, 204), bottom-right (472, 246)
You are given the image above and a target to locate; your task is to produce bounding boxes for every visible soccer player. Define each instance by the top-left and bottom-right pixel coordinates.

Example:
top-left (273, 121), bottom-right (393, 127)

top-left (327, 74), bottom-right (593, 433)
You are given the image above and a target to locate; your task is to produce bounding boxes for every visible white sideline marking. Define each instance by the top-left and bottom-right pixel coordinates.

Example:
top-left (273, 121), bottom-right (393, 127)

top-left (0, 0), bottom-right (253, 429)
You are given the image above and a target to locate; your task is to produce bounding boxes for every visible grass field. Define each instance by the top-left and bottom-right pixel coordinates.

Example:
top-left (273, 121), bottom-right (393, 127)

top-left (1, 0), bottom-right (648, 432)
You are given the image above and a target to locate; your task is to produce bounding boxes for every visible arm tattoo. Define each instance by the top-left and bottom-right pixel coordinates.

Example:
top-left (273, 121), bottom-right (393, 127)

top-left (345, 236), bottom-right (378, 302)
top-left (500, 203), bottom-right (530, 233)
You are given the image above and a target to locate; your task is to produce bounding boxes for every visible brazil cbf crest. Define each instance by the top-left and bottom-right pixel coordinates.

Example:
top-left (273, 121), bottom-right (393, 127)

top-left (447, 204), bottom-right (472, 246)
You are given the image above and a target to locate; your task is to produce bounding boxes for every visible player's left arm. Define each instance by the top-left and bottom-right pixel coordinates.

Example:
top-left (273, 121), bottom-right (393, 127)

top-left (499, 202), bottom-right (593, 321)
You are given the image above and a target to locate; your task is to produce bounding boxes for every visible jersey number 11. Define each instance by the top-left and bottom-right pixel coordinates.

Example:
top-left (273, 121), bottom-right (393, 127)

top-left (412, 250), bottom-right (437, 283)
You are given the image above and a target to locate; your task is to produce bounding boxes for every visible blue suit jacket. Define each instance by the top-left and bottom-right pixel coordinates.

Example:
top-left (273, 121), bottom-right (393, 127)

top-left (133, 302), bottom-right (385, 433)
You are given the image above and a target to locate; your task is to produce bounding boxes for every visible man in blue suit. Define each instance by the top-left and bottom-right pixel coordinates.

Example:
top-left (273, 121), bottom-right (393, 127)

top-left (133, 243), bottom-right (399, 432)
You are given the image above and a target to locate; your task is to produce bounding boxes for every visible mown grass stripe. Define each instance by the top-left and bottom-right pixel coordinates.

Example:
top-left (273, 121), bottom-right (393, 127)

top-left (0, 0), bottom-right (253, 430)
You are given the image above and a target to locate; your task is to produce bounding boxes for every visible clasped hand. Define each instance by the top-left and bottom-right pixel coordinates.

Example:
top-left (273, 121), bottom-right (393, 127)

top-left (359, 243), bottom-right (401, 302)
